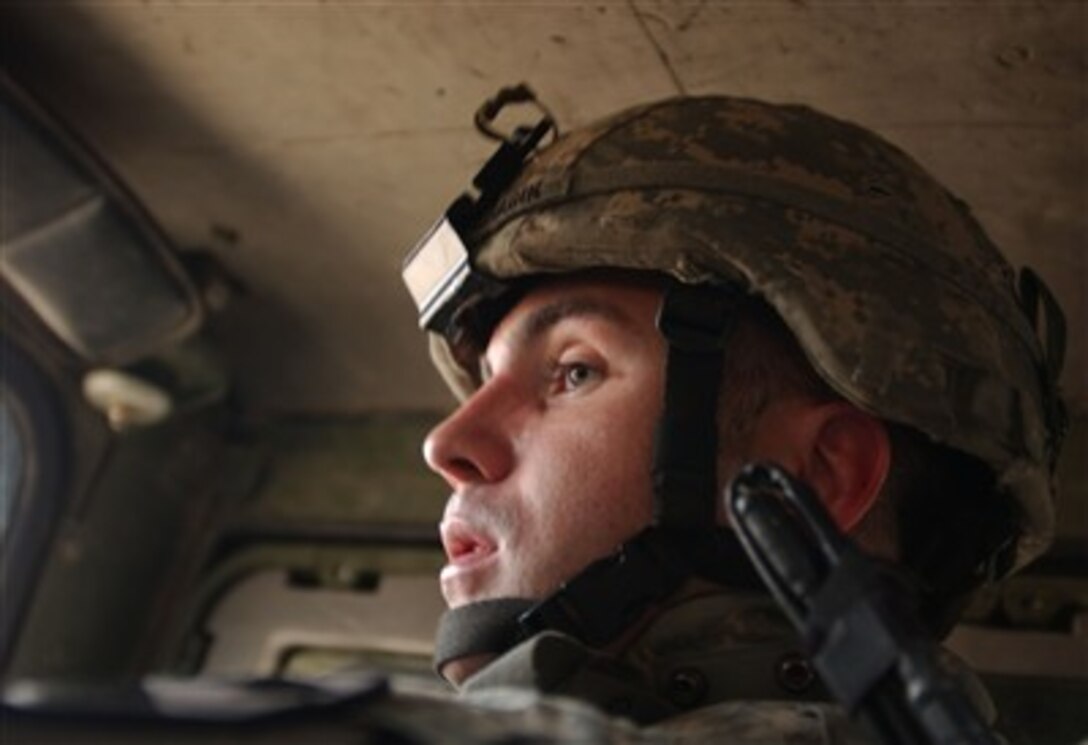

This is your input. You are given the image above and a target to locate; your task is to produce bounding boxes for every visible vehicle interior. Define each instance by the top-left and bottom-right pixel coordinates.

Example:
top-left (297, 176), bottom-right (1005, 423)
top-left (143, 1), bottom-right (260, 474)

top-left (0, 3), bottom-right (1084, 743)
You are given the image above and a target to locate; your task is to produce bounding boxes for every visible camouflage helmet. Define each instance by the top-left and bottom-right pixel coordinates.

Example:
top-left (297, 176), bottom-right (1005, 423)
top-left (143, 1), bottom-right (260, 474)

top-left (407, 93), bottom-right (1067, 572)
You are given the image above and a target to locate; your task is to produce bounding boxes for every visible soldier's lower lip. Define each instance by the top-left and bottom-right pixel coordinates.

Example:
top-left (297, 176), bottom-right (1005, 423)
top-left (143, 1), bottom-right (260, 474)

top-left (440, 553), bottom-right (498, 603)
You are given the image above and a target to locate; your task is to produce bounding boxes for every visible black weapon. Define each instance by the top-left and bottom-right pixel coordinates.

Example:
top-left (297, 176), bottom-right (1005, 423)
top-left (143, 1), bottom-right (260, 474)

top-left (727, 463), bottom-right (1000, 745)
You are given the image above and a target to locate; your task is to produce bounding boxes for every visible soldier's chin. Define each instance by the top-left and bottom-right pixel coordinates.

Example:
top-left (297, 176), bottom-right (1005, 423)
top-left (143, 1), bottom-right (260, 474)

top-left (439, 552), bottom-right (503, 607)
top-left (439, 557), bottom-right (561, 609)
top-left (442, 584), bottom-right (521, 609)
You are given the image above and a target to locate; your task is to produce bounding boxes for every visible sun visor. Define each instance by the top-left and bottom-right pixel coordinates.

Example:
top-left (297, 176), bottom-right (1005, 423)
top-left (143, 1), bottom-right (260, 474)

top-left (0, 74), bottom-right (202, 364)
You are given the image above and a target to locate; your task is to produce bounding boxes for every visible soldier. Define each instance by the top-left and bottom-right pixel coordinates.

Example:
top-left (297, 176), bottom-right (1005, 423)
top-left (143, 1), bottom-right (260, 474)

top-left (399, 91), bottom-right (1068, 741)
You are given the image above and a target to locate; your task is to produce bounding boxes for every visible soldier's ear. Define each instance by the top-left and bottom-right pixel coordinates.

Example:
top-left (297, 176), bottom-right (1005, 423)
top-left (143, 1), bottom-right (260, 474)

top-left (801, 402), bottom-right (891, 533)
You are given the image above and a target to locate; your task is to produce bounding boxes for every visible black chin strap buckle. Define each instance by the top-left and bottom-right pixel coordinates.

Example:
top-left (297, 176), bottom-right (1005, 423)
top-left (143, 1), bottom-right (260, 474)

top-left (653, 283), bottom-right (741, 530)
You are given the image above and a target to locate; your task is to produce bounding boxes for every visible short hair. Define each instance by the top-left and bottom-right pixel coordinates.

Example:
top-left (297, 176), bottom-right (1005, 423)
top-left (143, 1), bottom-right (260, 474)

top-left (717, 297), bottom-right (1017, 636)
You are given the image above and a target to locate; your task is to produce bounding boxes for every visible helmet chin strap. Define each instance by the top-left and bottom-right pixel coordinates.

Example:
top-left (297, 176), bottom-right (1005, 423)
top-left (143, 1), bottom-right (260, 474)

top-left (651, 282), bottom-right (741, 527)
top-left (434, 283), bottom-right (751, 683)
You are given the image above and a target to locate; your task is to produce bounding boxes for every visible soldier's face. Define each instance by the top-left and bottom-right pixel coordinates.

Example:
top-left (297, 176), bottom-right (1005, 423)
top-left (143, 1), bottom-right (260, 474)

top-left (424, 276), bottom-right (664, 608)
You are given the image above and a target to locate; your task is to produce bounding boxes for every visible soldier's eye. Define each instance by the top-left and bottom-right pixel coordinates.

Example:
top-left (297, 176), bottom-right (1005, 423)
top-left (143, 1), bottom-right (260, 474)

top-left (557, 362), bottom-right (600, 392)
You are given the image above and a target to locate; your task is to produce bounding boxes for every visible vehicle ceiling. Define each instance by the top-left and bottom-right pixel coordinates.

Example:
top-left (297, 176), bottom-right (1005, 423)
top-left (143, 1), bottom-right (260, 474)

top-left (3, 2), bottom-right (1085, 510)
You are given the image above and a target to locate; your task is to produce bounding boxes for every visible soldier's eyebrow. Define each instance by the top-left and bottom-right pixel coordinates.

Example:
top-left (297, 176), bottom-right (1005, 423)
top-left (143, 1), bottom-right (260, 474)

top-left (480, 297), bottom-right (640, 380)
top-left (519, 297), bottom-right (637, 346)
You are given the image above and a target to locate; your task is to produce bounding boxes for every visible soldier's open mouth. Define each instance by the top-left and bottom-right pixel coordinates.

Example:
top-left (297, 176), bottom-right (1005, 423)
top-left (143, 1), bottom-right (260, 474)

top-left (440, 517), bottom-right (498, 565)
top-left (439, 518), bottom-right (501, 607)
